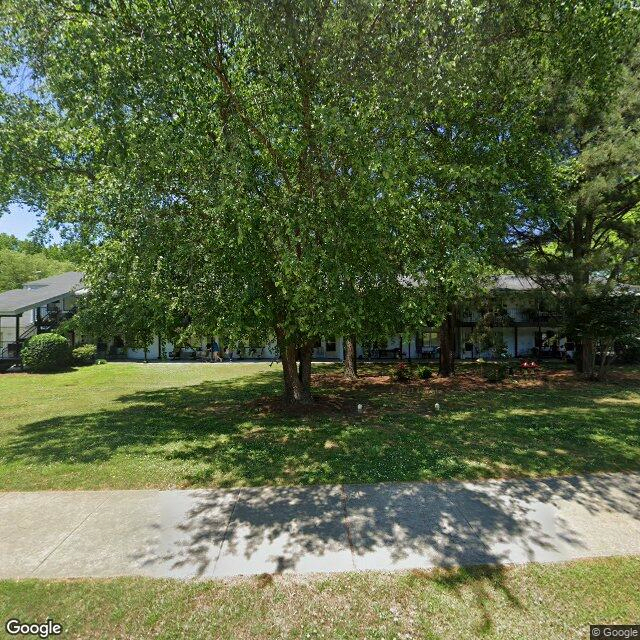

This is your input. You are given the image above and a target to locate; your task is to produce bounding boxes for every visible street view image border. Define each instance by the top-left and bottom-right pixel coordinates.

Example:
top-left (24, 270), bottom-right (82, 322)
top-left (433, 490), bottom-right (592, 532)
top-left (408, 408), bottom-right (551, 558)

top-left (0, 1), bottom-right (639, 638)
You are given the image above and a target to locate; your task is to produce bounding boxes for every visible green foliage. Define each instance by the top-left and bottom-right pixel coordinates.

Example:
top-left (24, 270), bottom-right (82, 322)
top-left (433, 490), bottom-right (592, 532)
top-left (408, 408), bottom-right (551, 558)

top-left (414, 365), bottom-right (434, 380)
top-left (469, 309), bottom-right (512, 358)
top-left (74, 239), bottom-right (169, 356)
top-left (482, 362), bottom-right (509, 383)
top-left (72, 343), bottom-right (97, 366)
top-left (0, 0), bottom-right (635, 398)
top-left (565, 291), bottom-right (640, 377)
top-left (503, 40), bottom-right (640, 375)
top-left (390, 362), bottom-right (413, 383)
top-left (21, 333), bottom-right (72, 372)
top-left (567, 292), bottom-right (640, 344)
top-left (52, 316), bottom-right (78, 337)
top-left (0, 247), bottom-right (75, 291)
top-left (0, 233), bottom-right (84, 291)
top-left (0, 232), bottom-right (86, 260)
top-left (617, 338), bottom-right (640, 364)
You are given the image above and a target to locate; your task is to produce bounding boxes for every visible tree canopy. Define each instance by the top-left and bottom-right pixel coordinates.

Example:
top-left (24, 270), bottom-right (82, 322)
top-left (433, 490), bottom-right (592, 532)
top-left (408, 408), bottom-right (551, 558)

top-left (504, 37), bottom-right (640, 377)
top-left (0, 233), bottom-right (77, 291)
top-left (1, 0), bottom-right (635, 400)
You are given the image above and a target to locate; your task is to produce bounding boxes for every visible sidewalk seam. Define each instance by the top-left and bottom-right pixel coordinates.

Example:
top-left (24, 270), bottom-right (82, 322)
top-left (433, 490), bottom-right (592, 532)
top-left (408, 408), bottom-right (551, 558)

top-left (210, 489), bottom-right (242, 576)
top-left (340, 485), bottom-right (357, 570)
top-left (30, 494), bottom-right (111, 575)
top-left (446, 496), bottom-right (496, 556)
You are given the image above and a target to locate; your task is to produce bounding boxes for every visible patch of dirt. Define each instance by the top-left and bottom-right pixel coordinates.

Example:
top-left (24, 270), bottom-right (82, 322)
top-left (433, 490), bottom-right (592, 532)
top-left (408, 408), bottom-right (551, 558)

top-left (313, 366), bottom-right (640, 394)
top-left (312, 372), bottom-right (393, 390)
top-left (248, 365), bottom-right (639, 416)
top-left (249, 394), bottom-right (361, 417)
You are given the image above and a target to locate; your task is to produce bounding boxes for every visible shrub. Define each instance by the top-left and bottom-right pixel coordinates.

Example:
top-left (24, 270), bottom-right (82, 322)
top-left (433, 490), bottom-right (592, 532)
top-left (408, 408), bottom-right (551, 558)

top-left (390, 362), bottom-right (413, 383)
top-left (415, 365), bottom-right (434, 380)
top-left (72, 344), bottom-right (97, 366)
top-left (483, 362), bottom-right (509, 382)
top-left (21, 333), bottom-right (72, 372)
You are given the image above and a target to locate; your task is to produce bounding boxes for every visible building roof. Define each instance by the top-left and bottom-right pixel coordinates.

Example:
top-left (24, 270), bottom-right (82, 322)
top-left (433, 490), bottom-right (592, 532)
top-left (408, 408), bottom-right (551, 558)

top-left (492, 274), bottom-right (640, 294)
top-left (0, 272), bottom-right (84, 316)
top-left (491, 275), bottom-right (539, 291)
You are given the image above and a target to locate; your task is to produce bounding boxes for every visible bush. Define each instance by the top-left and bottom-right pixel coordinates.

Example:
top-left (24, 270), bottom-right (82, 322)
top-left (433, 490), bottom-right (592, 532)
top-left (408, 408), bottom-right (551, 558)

top-left (390, 362), bottom-right (413, 383)
top-left (483, 362), bottom-right (509, 382)
top-left (415, 365), bottom-right (434, 380)
top-left (21, 333), bottom-right (72, 372)
top-left (72, 344), bottom-right (97, 366)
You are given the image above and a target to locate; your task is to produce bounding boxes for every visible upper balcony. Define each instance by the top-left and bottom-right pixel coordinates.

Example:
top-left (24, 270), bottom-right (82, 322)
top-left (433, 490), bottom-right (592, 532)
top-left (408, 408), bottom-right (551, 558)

top-left (460, 307), bottom-right (563, 326)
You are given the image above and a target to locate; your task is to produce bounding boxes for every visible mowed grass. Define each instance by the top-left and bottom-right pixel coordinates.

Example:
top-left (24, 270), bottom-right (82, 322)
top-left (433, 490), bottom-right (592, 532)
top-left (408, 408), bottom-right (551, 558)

top-left (0, 362), bottom-right (639, 490)
top-left (2, 558), bottom-right (639, 639)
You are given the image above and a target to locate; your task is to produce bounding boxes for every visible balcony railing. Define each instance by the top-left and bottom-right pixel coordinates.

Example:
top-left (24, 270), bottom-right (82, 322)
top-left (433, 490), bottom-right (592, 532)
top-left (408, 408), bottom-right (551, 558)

top-left (461, 308), bottom-right (563, 325)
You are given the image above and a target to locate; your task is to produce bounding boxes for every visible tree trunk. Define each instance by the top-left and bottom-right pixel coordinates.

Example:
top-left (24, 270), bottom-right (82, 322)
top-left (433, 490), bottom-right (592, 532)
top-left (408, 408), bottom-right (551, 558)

top-left (574, 339), bottom-right (583, 372)
top-left (438, 313), bottom-right (455, 377)
top-left (298, 341), bottom-right (313, 395)
top-left (277, 330), bottom-right (314, 405)
top-left (344, 335), bottom-right (358, 379)
top-left (282, 349), bottom-right (294, 401)
top-left (580, 337), bottom-right (596, 380)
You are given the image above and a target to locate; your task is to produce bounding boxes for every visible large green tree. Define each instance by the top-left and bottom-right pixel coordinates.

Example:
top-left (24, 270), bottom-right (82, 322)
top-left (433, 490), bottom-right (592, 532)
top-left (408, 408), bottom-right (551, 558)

top-left (506, 40), bottom-right (640, 377)
top-left (1, 0), bottom-right (631, 401)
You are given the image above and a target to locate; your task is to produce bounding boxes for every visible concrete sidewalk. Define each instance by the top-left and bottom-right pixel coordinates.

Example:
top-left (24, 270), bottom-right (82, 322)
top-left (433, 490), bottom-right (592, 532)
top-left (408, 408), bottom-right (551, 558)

top-left (1, 473), bottom-right (639, 580)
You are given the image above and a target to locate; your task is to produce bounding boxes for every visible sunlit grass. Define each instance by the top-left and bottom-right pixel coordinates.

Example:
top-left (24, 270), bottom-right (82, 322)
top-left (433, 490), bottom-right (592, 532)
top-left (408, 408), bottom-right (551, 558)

top-left (1, 558), bottom-right (639, 639)
top-left (0, 362), bottom-right (638, 490)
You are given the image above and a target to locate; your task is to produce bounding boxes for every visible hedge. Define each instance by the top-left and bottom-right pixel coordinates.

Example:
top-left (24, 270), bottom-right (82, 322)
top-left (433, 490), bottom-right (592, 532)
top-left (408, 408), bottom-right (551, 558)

top-left (72, 344), bottom-right (97, 366)
top-left (21, 333), bottom-right (72, 372)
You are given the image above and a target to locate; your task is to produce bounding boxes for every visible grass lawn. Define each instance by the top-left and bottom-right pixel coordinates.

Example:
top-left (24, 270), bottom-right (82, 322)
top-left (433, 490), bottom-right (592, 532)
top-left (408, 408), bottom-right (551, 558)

top-left (1, 557), bottom-right (639, 639)
top-left (0, 361), bottom-right (638, 490)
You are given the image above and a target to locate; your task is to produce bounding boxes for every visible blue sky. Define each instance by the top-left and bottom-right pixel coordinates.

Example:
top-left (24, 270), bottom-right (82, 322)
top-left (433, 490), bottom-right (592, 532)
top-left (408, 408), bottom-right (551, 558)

top-left (0, 204), bottom-right (63, 243)
top-left (0, 204), bottom-right (41, 240)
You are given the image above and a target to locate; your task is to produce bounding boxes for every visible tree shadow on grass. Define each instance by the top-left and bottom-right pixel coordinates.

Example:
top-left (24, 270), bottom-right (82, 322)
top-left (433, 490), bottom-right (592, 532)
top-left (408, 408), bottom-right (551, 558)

top-left (2, 368), bottom-right (640, 488)
top-left (410, 564), bottom-right (526, 635)
top-left (2, 368), bottom-right (640, 634)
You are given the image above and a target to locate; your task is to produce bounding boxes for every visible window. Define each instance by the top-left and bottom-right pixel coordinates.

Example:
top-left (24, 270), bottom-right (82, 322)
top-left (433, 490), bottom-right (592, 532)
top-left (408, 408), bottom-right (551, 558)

top-left (325, 338), bottom-right (337, 352)
top-left (419, 331), bottom-right (440, 358)
top-left (421, 332), bottom-right (440, 348)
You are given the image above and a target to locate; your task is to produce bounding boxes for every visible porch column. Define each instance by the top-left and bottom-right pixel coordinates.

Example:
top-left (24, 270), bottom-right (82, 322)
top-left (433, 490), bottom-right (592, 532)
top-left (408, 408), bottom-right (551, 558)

top-left (15, 315), bottom-right (20, 354)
